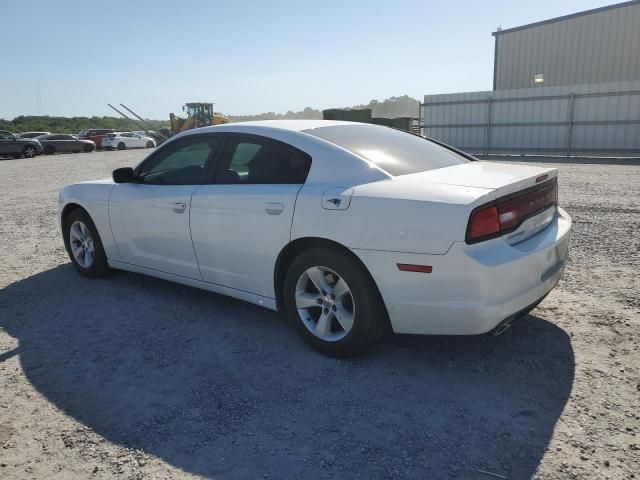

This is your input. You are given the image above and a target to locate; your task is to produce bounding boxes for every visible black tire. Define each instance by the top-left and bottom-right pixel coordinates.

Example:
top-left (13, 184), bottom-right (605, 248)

top-left (44, 145), bottom-right (55, 155)
top-left (146, 141), bottom-right (154, 148)
top-left (117, 142), bottom-right (126, 150)
top-left (62, 208), bottom-right (110, 278)
top-left (283, 246), bottom-right (388, 357)
top-left (83, 144), bottom-right (94, 153)
top-left (23, 145), bottom-right (38, 158)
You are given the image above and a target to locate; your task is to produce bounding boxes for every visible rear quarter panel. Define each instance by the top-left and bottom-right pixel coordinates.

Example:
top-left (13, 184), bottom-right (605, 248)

top-left (292, 180), bottom-right (493, 255)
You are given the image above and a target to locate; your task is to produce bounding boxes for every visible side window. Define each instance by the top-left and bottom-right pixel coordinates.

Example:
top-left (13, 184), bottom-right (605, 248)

top-left (138, 135), bottom-right (220, 185)
top-left (216, 138), bottom-right (311, 185)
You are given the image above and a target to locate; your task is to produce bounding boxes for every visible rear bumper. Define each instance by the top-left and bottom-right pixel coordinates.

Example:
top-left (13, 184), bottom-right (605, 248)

top-left (353, 207), bottom-right (572, 335)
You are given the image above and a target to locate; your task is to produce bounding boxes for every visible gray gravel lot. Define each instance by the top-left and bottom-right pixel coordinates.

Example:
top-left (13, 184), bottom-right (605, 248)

top-left (0, 150), bottom-right (638, 480)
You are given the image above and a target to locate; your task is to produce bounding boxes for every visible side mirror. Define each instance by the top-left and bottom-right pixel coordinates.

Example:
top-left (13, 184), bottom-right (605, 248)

top-left (113, 167), bottom-right (136, 183)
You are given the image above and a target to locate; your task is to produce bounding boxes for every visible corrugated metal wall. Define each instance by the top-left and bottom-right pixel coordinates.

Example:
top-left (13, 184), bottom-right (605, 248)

top-left (494, 1), bottom-right (640, 90)
top-left (421, 81), bottom-right (640, 157)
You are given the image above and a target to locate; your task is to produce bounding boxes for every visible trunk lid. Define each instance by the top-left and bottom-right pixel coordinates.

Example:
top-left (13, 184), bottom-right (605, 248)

top-left (414, 161), bottom-right (558, 198)
top-left (403, 161), bottom-right (559, 245)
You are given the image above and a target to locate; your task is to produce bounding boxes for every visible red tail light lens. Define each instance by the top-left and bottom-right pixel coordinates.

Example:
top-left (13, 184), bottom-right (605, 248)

top-left (466, 179), bottom-right (557, 244)
top-left (468, 206), bottom-right (500, 242)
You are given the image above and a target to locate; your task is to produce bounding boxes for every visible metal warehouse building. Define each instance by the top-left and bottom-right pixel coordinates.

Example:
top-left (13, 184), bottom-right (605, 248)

top-left (421, 1), bottom-right (640, 157)
top-left (493, 1), bottom-right (640, 90)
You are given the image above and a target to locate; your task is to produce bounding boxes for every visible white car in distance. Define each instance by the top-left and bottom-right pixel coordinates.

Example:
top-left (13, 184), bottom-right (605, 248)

top-left (58, 120), bottom-right (571, 357)
top-left (102, 132), bottom-right (156, 150)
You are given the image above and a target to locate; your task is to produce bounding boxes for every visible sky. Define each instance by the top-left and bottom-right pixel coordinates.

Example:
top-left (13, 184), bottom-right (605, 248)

top-left (0, 0), bottom-right (620, 119)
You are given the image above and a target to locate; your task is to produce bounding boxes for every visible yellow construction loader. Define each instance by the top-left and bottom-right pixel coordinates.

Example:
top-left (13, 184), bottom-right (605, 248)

top-left (169, 102), bottom-right (229, 133)
top-left (108, 102), bottom-right (230, 145)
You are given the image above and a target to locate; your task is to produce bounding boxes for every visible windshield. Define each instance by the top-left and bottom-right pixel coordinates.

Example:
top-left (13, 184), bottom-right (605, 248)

top-left (304, 124), bottom-right (470, 176)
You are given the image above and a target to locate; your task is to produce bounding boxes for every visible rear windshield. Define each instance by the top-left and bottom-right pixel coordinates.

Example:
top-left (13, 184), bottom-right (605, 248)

top-left (304, 124), bottom-right (469, 176)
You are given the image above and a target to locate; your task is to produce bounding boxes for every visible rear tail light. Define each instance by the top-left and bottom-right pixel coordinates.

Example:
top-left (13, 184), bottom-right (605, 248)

top-left (466, 179), bottom-right (558, 244)
top-left (468, 205), bottom-right (500, 241)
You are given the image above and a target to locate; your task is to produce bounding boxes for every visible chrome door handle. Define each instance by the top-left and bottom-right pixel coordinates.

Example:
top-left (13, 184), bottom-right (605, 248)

top-left (172, 202), bottom-right (186, 212)
top-left (265, 202), bottom-right (284, 215)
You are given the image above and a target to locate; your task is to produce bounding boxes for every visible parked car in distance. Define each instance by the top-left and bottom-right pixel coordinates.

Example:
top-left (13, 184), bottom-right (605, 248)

top-left (39, 134), bottom-right (96, 154)
top-left (76, 129), bottom-right (115, 149)
top-left (0, 130), bottom-right (43, 158)
top-left (58, 120), bottom-right (571, 357)
top-left (102, 132), bottom-right (156, 150)
top-left (19, 131), bottom-right (50, 138)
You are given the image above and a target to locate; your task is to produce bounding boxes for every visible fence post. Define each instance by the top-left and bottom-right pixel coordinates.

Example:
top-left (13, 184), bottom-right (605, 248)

top-left (566, 93), bottom-right (575, 157)
top-left (485, 97), bottom-right (492, 156)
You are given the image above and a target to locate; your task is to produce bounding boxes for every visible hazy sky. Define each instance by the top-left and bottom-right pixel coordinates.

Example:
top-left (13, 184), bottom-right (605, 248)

top-left (1, 0), bottom-right (617, 119)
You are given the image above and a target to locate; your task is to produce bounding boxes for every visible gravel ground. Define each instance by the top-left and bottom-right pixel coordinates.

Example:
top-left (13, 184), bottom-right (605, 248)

top-left (0, 150), bottom-right (638, 480)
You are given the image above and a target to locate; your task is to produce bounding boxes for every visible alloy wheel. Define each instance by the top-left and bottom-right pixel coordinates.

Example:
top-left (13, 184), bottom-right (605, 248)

top-left (69, 220), bottom-right (95, 268)
top-left (295, 266), bottom-right (355, 342)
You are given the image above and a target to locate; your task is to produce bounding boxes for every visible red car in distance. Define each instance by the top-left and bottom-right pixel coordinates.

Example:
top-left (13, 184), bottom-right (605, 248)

top-left (76, 129), bottom-right (115, 149)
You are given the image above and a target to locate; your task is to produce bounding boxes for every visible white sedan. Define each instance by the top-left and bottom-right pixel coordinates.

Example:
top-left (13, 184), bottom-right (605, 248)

top-left (58, 120), bottom-right (571, 356)
top-left (102, 132), bottom-right (156, 150)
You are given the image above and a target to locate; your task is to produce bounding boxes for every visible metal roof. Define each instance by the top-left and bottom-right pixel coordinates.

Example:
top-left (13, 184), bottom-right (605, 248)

top-left (492, 0), bottom-right (640, 36)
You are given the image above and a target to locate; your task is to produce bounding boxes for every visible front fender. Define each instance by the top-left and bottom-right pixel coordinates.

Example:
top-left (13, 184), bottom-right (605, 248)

top-left (58, 181), bottom-right (119, 260)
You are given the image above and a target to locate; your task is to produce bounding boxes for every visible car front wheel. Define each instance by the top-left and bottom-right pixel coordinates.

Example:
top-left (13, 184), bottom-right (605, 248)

top-left (283, 247), bottom-right (388, 357)
top-left (117, 142), bottom-right (126, 150)
top-left (63, 208), bottom-right (110, 278)
top-left (23, 145), bottom-right (38, 158)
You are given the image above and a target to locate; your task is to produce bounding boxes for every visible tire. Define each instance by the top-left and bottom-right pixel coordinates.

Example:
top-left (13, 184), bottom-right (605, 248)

top-left (83, 144), bottom-right (94, 153)
top-left (23, 145), bottom-right (38, 158)
top-left (117, 142), bottom-right (126, 150)
top-left (283, 246), bottom-right (388, 357)
top-left (62, 208), bottom-right (110, 278)
top-left (44, 145), bottom-right (55, 155)
top-left (146, 141), bottom-right (154, 148)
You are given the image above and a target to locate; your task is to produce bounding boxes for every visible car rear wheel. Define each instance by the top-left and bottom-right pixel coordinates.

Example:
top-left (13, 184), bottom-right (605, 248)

top-left (83, 144), bottom-right (93, 153)
top-left (283, 247), bottom-right (388, 357)
top-left (63, 209), bottom-right (110, 278)
top-left (23, 145), bottom-right (37, 158)
top-left (117, 142), bottom-right (126, 150)
top-left (146, 141), bottom-right (154, 148)
top-left (44, 145), bottom-right (55, 155)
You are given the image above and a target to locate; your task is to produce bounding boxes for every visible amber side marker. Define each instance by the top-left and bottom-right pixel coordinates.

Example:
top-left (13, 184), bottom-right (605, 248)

top-left (397, 263), bottom-right (433, 273)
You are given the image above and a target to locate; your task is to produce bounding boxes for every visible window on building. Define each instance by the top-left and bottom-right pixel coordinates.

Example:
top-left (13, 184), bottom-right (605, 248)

top-left (534, 73), bottom-right (544, 86)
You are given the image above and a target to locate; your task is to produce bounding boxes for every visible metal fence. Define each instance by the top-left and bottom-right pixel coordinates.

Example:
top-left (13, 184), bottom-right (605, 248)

top-left (420, 80), bottom-right (640, 157)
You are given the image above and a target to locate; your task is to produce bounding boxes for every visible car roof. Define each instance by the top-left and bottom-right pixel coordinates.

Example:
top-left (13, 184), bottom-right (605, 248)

top-left (190, 119), bottom-right (360, 135)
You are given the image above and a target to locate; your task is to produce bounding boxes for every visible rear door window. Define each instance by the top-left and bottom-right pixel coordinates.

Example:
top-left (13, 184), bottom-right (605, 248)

top-left (215, 136), bottom-right (311, 184)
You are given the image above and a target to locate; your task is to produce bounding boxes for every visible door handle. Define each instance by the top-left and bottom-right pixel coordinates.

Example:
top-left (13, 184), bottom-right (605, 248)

top-left (171, 202), bottom-right (186, 213)
top-left (265, 202), bottom-right (284, 215)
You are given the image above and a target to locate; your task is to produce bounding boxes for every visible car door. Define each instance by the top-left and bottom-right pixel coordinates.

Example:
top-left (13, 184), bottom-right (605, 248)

top-left (131, 134), bottom-right (144, 148)
top-left (190, 134), bottom-right (311, 298)
top-left (60, 134), bottom-right (79, 152)
top-left (119, 133), bottom-right (131, 148)
top-left (109, 134), bottom-right (222, 279)
top-left (0, 131), bottom-right (19, 155)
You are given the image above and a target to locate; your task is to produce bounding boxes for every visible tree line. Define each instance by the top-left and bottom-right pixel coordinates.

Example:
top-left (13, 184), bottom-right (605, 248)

top-left (0, 95), bottom-right (420, 133)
